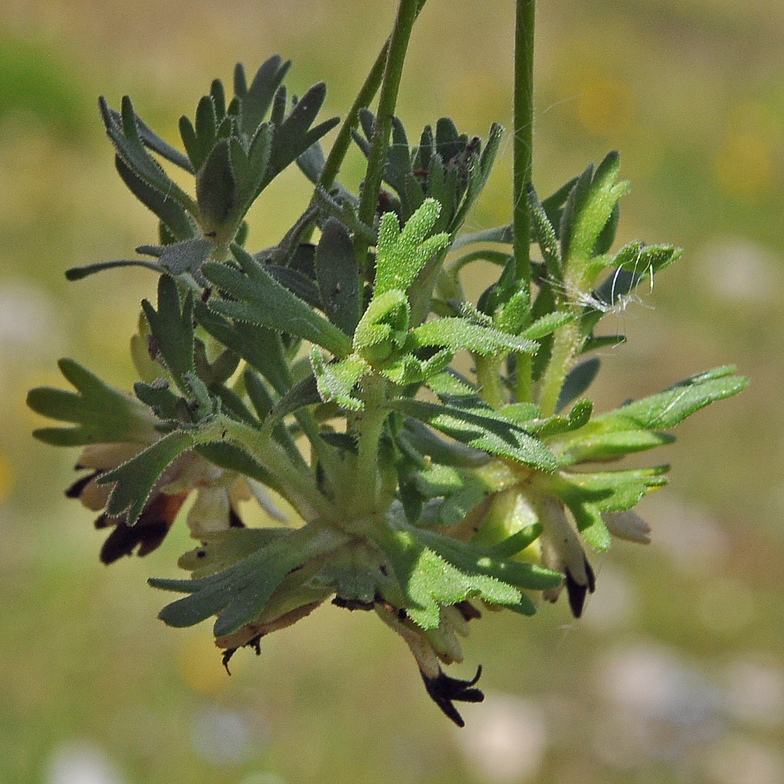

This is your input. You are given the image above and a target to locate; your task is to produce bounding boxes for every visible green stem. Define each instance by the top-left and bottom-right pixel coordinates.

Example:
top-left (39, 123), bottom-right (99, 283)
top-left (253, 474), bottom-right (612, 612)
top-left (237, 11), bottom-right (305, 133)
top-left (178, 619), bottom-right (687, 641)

top-left (354, 0), bottom-right (422, 271)
top-left (205, 416), bottom-right (331, 523)
top-left (317, 46), bottom-right (387, 194)
top-left (513, 0), bottom-right (536, 402)
top-left (353, 373), bottom-right (389, 513)
top-left (317, 0), bottom-right (428, 194)
top-left (537, 319), bottom-right (581, 417)
top-left (476, 355), bottom-right (506, 410)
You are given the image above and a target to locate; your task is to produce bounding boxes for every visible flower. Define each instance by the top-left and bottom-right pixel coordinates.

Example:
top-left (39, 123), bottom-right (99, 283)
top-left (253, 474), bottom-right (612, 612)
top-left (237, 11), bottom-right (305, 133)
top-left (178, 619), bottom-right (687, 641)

top-left (67, 441), bottom-right (283, 564)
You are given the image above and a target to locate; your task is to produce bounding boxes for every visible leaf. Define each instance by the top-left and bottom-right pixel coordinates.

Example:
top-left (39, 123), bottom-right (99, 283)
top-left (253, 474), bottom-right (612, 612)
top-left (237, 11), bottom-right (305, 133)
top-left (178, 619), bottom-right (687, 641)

top-left (99, 96), bottom-right (195, 214)
top-left (115, 156), bottom-right (197, 241)
top-left (399, 420), bottom-right (491, 468)
top-left (545, 466), bottom-right (669, 550)
top-left (264, 264), bottom-right (322, 309)
top-left (196, 139), bottom-right (237, 234)
top-left (203, 244), bottom-right (353, 358)
top-left (449, 122), bottom-right (503, 234)
top-left (527, 182), bottom-right (561, 279)
top-left (389, 397), bottom-right (557, 471)
top-left (372, 527), bottom-right (524, 629)
top-left (194, 301), bottom-right (292, 396)
top-left (311, 350), bottom-right (366, 410)
top-left (142, 238), bottom-right (213, 281)
top-left (65, 259), bottom-right (161, 281)
top-left (374, 199), bottom-right (451, 297)
top-left (178, 528), bottom-right (290, 579)
top-left (99, 430), bottom-right (197, 526)
top-left (450, 224), bottom-right (513, 252)
top-left (141, 275), bottom-right (195, 390)
top-left (237, 57), bottom-right (291, 139)
top-left (315, 218), bottom-right (361, 336)
top-left (560, 151), bottom-right (629, 270)
top-left (556, 430), bottom-right (675, 465)
top-left (28, 359), bottom-right (156, 447)
top-left (411, 318), bottom-right (538, 357)
top-left (565, 366), bottom-right (748, 440)
top-left (414, 527), bottom-right (562, 593)
top-left (263, 82), bottom-right (340, 188)
top-left (149, 527), bottom-right (345, 636)
top-left (556, 357), bottom-right (601, 412)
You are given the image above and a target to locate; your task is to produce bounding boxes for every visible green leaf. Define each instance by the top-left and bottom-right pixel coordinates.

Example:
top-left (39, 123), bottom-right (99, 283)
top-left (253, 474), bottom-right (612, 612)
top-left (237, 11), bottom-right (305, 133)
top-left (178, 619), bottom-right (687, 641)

top-left (28, 359), bottom-right (156, 447)
top-left (353, 290), bottom-right (410, 364)
top-left (560, 366), bottom-right (748, 443)
top-left (556, 357), bottom-right (601, 413)
top-left (399, 420), bottom-right (491, 468)
top-left (544, 466), bottom-right (669, 550)
top-left (449, 122), bottom-right (503, 234)
top-left (196, 139), bottom-right (237, 234)
top-left (263, 82), bottom-right (340, 188)
top-left (556, 430), bottom-right (675, 465)
top-left (374, 199), bottom-right (451, 297)
top-left (99, 430), bottom-right (196, 525)
top-left (65, 259), bottom-right (161, 281)
top-left (311, 350), bottom-right (366, 410)
top-left (414, 527), bottom-right (561, 593)
top-left (140, 238), bottom-right (213, 281)
top-left (315, 218), bottom-right (361, 336)
top-left (149, 527), bottom-right (345, 635)
top-left (195, 440), bottom-right (286, 495)
top-left (390, 398), bottom-right (557, 471)
top-left (203, 244), bottom-right (353, 358)
top-left (527, 182), bottom-right (561, 279)
top-left (372, 526), bottom-right (525, 628)
top-left (115, 156), bottom-right (197, 241)
top-left (411, 318), bottom-right (538, 357)
top-left (141, 275), bottom-right (195, 390)
top-left (178, 528), bottom-right (290, 578)
top-left (237, 57), bottom-right (291, 139)
top-left (560, 151), bottom-right (629, 273)
top-left (520, 311), bottom-right (575, 341)
top-left (194, 301), bottom-right (292, 396)
top-left (99, 96), bottom-right (195, 214)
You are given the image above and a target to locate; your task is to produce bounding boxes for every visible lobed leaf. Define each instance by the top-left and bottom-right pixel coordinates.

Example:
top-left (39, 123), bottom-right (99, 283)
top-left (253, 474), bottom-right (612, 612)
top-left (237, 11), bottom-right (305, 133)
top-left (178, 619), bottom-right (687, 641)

top-left (99, 430), bottom-right (197, 526)
top-left (28, 359), bottom-right (156, 447)
top-left (203, 244), bottom-right (353, 358)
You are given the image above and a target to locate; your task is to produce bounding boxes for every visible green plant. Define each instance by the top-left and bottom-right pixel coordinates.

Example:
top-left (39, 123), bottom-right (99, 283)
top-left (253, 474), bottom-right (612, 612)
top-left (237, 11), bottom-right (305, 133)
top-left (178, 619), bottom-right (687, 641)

top-left (27, 0), bottom-right (746, 727)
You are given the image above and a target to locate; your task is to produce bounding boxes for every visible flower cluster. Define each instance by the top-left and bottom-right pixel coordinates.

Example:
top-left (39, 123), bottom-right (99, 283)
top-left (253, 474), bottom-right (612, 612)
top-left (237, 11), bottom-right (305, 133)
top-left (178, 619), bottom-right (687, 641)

top-left (28, 57), bottom-right (746, 726)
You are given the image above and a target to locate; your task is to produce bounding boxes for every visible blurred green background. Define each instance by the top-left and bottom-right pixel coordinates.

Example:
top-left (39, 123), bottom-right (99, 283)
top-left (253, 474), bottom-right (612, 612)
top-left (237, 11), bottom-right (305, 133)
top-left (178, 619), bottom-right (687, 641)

top-left (1, 0), bottom-right (782, 782)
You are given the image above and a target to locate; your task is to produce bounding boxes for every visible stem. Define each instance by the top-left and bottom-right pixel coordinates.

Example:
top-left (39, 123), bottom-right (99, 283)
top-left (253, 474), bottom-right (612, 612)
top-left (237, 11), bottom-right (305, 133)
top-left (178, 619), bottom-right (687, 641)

top-left (317, 46), bottom-right (387, 194)
top-left (354, 0), bottom-right (422, 270)
top-left (513, 0), bottom-right (536, 402)
top-left (317, 0), bottom-right (428, 194)
top-left (205, 416), bottom-right (332, 522)
top-left (537, 319), bottom-right (581, 417)
top-left (476, 356), bottom-right (506, 410)
top-left (353, 373), bottom-right (389, 513)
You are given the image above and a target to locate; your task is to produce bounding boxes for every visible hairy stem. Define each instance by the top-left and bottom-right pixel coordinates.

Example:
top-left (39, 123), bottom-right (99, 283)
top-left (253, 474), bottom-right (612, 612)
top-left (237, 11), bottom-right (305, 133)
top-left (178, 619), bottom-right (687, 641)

top-left (204, 416), bottom-right (331, 522)
top-left (317, 0), bottom-right (428, 194)
top-left (513, 0), bottom-right (536, 402)
top-left (354, 0), bottom-right (422, 270)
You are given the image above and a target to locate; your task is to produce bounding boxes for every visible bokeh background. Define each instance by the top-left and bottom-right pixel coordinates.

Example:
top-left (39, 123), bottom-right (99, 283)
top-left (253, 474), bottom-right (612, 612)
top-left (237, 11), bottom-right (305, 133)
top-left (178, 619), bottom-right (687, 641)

top-left (2, 0), bottom-right (783, 782)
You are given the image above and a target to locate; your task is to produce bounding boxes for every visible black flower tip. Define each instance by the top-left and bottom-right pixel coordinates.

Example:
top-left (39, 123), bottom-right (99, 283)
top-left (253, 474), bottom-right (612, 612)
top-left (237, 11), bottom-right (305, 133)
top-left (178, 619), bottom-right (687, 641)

top-left (420, 665), bottom-right (485, 728)
top-left (97, 492), bottom-right (186, 564)
top-left (564, 557), bottom-right (596, 618)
